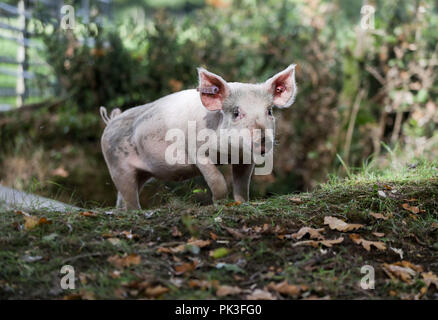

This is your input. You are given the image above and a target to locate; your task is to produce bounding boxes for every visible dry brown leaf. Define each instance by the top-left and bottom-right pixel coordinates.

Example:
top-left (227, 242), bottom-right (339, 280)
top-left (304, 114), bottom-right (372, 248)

top-left (171, 226), bottom-right (182, 238)
top-left (156, 247), bottom-right (172, 254)
top-left (372, 232), bottom-right (385, 237)
top-left (289, 197), bottom-right (303, 204)
top-left (157, 238), bottom-right (210, 255)
top-left (402, 203), bottom-right (421, 214)
top-left (216, 285), bottom-right (242, 297)
top-left (293, 237), bottom-right (344, 248)
top-left (422, 271), bottom-right (438, 289)
top-left (226, 201), bottom-right (242, 207)
top-left (397, 261), bottom-right (423, 272)
top-left (80, 211), bottom-right (97, 217)
top-left (23, 215), bottom-right (52, 230)
top-left (267, 280), bottom-right (307, 297)
top-left (144, 285), bottom-right (169, 298)
top-left (224, 227), bottom-right (245, 239)
top-left (369, 212), bottom-right (389, 220)
top-left (246, 289), bottom-right (276, 300)
top-left (188, 279), bottom-right (219, 289)
top-left (120, 230), bottom-right (138, 240)
top-left (108, 253), bottom-right (141, 268)
top-left (382, 261), bottom-right (423, 283)
top-left (187, 237), bottom-right (211, 248)
top-left (349, 234), bottom-right (386, 251)
top-left (174, 261), bottom-right (198, 275)
top-left (210, 232), bottom-right (218, 241)
top-left (292, 227), bottom-right (325, 240)
top-left (324, 216), bottom-right (363, 232)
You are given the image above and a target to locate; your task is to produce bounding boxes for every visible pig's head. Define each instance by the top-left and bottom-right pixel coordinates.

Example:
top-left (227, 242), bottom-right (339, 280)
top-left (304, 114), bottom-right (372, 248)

top-left (197, 65), bottom-right (297, 157)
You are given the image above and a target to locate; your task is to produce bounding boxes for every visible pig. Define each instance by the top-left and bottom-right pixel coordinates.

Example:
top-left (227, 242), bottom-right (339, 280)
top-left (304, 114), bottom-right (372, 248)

top-left (100, 65), bottom-right (297, 210)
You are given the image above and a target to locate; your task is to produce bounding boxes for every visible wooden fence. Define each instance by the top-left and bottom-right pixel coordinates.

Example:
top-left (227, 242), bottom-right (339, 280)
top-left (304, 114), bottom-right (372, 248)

top-left (0, 0), bottom-right (111, 110)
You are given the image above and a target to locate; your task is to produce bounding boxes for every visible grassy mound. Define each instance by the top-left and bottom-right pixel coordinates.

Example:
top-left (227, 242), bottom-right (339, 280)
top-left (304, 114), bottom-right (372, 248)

top-left (0, 162), bottom-right (437, 299)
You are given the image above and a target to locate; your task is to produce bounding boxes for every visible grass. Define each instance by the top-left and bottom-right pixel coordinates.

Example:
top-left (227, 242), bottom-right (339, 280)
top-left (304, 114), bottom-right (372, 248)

top-left (0, 161), bottom-right (437, 300)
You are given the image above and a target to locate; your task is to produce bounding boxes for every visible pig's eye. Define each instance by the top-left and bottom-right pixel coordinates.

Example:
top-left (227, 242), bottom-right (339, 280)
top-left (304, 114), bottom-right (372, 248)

top-left (267, 108), bottom-right (273, 116)
top-left (232, 107), bottom-right (240, 119)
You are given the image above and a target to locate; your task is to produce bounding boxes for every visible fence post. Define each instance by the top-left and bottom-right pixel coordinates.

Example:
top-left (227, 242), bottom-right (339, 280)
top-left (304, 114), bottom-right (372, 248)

top-left (16, 0), bottom-right (28, 107)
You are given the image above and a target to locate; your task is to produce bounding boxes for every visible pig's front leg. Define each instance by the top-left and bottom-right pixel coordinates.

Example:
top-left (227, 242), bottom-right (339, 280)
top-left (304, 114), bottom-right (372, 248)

top-left (232, 163), bottom-right (255, 202)
top-left (196, 158), bottom-right (228, 202)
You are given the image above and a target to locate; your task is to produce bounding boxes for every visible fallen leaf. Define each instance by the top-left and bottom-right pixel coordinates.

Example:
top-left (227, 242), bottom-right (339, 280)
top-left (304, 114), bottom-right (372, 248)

top-left (378, 190), bottom-right (387, 198)
top-left (289, 197), bottom-right (303, 204)
top-left (422, 271), bottom-right (438, 289)
top-left (108, 253), bottom-right (141, 268)
top-left (349, 234), bottom-right (386, 251)
top-left (324, 216), bottom-right (363, 232)
top-left (390, 247), bottom-right (404, 259)
top-left (188, 279), bottom-right (219, 289)
top-left (293, 237), bottom-right (344, 248)
top-left (226, 201), bottom-right (242, 207)
top-left (292, 227), bottom-right (325, 240)
top-left (268, 280), bottom-right (307, 297)
top-left (172, 226), bottom-right (182, 238)
top-left (414, 286), bottom-right (428, 300)
top-left (209, 247), bottom-right (230, 259)
top-left (402, 203), bottom-right (420, 214)
top-left (246, 289), bottom-right (276, 300)
top-left (382, 261), bottom-right (423, 283)
top-left (369, 212), bottom-right (389, 220)
top-left (80, 211), bottom-right (97, 217)
top-left (216, 285), bottom-right (242, 297)
top-left (174, 261), bottom-right (198, 275)
top-left (144, 285), bottom-right (169, 298)
top-left (224, 227), bottom-right (245, 239)
top-left (23, 215), bottom-right (52, 230)
top-left (372, 232), bottom-right (385, 237)
top-left (187, 238), bottom-right (211, 248)
top-left (210, 232), bottom-right (218, 241)
top-left (120, 230), bottom-right (138, 240)
top-left (157, 238), bottom-right (210, 255)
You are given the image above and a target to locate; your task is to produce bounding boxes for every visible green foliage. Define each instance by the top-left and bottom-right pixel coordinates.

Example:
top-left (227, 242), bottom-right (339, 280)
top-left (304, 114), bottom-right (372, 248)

top-left (17, 0), bottom-right (438, 195)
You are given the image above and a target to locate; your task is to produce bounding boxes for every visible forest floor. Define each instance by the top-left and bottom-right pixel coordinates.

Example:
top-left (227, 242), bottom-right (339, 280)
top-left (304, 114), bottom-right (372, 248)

top-left (1, 162), bottom-right (438, 300)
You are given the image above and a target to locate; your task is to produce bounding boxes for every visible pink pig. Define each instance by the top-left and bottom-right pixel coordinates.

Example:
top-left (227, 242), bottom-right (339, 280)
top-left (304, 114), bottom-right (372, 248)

top-left (100, 65), bottom-right (297, 210)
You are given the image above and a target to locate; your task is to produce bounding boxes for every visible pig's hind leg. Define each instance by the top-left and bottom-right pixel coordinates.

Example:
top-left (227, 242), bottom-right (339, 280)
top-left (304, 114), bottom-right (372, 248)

top-left (111, 166), bottom-right (149, 210)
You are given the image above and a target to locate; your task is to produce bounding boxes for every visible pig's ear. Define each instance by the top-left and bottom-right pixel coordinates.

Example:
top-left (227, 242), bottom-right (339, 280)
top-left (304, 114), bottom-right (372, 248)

top-left (197, 67), bottom-right (230, 111)
top-left (264, 64), bottom-right (297, 108)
